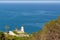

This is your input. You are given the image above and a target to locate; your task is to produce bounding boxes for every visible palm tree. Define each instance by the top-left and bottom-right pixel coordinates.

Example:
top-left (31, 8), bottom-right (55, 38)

top-left (5, 25), bottom-right (9, 33)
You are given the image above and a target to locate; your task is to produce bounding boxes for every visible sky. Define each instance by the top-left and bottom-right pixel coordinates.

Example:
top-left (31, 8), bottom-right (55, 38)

top-left (0, 0), bottom-right (60, 1)
top-left (0, 0), bottom-right (60, 3)
top-left (0, 1), bottom-right (60, 3)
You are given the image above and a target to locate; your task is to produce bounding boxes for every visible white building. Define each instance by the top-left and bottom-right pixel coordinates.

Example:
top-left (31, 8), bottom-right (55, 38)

top-left (8, 26), bottom-right (29, 37)
top-left (16, 26), bottom-right (25, 33)
top-left (8, 31), bottom-right (17, 36)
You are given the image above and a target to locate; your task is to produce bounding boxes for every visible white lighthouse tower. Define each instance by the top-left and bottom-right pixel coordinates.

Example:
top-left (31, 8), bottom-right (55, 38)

top-left (20, 26), bottom-right (24, 33)
top-left (15, 26), bottom-right (25, 33)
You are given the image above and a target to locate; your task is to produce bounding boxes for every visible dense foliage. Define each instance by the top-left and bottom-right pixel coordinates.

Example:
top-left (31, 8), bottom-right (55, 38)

top-left (31, 16), bottom-right (60, 40)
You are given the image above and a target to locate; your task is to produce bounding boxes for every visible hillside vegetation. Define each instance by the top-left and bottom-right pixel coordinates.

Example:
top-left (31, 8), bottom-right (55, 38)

top-left (41, 16), bottom-right (60, 40)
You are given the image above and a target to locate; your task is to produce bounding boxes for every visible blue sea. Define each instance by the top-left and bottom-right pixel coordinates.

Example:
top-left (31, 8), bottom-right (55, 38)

top-left (0, 3), bottom-right (60, 33)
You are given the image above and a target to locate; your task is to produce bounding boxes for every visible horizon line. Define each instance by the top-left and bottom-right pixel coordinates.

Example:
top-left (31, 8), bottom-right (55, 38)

top-left (0, 1), bottom-right (60, 3)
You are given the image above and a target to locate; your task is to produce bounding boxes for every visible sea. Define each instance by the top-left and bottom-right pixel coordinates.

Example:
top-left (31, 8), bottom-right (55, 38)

top-left (0, 3), bottom-right (60, 33)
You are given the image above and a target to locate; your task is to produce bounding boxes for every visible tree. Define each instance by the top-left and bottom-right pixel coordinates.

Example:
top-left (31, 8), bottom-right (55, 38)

top-left (0, 32), bottom-right (5, 40)
top-left (5, 25), bottom-right (9, 32)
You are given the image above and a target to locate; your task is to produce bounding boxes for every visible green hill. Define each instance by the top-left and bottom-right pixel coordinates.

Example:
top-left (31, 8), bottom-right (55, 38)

top-left (31, 16), bottom-right (60, 40)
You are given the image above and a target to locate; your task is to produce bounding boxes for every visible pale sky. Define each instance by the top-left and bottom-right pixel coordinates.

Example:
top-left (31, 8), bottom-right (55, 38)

top-left (0, 1), bottom-right (60, 3)
top-left (0, 0), bottom-right (60, 1)
top-left (0, 0), bottom-right (60, 3)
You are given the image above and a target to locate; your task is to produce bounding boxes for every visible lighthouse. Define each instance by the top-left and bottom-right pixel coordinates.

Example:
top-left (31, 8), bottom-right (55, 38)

top-left (15, 26), bottom-right (25, 33)
top-left (8, 26), bottom-right (29, 37)
top-left (20, 26), bottom-right (24, 33)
